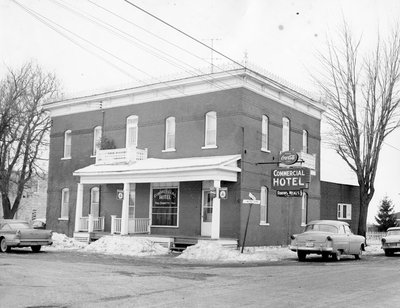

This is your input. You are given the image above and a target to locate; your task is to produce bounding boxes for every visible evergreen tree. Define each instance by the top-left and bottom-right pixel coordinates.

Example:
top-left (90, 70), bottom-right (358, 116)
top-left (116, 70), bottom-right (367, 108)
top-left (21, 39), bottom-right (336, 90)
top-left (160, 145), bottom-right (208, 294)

top-left (375, 196), bottom-right (398, 231)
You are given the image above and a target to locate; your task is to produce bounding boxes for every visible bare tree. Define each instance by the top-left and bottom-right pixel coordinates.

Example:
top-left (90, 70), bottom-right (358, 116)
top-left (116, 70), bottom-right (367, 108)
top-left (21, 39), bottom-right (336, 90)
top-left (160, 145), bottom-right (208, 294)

top-left (0, 62), bottom-right (58, 219)
top-left (316, 24), bottom-right (400, 237)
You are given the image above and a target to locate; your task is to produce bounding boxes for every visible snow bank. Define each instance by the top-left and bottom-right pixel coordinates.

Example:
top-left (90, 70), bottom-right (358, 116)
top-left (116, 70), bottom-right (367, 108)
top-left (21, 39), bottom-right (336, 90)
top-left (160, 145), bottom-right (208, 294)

top-left (47, 232), bottom-right (87, 250)
top-left (84, 235), bottom-right (169, 256)
top-left (177, 241), bottom-right (294, 262)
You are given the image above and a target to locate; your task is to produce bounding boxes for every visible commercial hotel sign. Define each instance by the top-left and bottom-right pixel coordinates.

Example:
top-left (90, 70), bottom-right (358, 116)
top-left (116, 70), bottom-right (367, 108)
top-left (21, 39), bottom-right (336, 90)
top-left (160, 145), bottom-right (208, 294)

top-left (271, 167), bottom-right (310, 190)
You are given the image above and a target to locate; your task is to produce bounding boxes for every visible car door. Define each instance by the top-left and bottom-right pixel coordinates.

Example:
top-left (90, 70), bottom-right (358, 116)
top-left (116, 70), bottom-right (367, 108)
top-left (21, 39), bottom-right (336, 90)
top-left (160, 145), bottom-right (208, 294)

top-left (345, 225), bottom-right (359, 253)
top-left (335, 225), bottom-right (350, 254)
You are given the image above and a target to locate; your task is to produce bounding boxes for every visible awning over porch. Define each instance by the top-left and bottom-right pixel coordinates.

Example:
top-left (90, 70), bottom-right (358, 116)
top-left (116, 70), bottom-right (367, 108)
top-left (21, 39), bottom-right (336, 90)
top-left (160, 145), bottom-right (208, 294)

top-left (73, 154), bottom-right (241, 184)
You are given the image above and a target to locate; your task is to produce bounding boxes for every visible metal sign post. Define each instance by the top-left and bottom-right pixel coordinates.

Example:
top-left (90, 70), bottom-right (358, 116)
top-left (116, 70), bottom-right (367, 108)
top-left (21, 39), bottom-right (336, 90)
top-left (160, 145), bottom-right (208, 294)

top-left (241, 193), bottom-right (260, 253)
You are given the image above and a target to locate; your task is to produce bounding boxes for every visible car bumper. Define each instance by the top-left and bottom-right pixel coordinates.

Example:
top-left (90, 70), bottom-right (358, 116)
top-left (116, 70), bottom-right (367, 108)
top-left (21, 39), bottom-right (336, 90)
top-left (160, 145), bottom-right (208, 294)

top-left (289, 245), bottom-right (333, 253)
top-left (8, 239), bottom-right (53, 247)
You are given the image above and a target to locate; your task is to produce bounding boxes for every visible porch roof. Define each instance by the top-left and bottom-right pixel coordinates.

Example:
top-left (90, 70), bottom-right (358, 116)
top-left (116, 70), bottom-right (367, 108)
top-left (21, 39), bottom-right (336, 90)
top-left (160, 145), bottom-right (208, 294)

top-left (73, 154), bottom-right (241, 184)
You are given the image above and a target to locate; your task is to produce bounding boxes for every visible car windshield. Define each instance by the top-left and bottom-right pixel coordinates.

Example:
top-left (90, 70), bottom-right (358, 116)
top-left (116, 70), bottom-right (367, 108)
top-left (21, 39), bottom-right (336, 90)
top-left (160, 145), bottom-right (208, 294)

top-left (305, 224), bottom-right (338, 233)
top-left (8, 222), bottom-right (31, 230)
top-left (387, 230), bottom-right (400, 236)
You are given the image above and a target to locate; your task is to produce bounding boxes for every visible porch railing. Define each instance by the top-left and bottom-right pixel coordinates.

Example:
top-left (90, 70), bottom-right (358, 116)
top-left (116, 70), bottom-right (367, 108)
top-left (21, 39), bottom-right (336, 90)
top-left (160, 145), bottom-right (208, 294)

top-left (79, 215), bottom-right (105, 232)
top-left (110, 216), bottom-right (150, 234)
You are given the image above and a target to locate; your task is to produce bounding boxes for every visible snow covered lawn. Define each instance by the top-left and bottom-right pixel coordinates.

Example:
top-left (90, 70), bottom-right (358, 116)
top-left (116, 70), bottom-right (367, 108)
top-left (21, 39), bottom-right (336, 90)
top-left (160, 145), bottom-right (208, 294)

top-left (44, 232), bottom-right (384, 262)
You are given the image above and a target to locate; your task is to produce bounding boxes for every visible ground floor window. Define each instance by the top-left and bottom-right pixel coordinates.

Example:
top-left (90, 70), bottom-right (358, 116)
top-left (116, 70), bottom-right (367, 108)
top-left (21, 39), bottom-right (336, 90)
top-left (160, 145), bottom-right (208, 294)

top-left (337, 203), bottom-right (352, 220)
top-left (151, 186), bottom-right (178, 226)
top-left (301, 192), bottom-right (308, 226)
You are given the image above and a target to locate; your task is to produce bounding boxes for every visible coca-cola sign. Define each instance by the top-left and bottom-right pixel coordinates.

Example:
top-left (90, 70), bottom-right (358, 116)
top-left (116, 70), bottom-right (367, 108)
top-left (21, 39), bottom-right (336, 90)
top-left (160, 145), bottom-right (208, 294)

top-left (280, 151), bottom-right (299, 165)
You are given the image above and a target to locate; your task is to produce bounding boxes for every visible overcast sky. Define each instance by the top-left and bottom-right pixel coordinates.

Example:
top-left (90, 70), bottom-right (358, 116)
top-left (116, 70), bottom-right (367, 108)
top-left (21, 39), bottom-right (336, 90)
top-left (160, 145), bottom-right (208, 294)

top-left (1, 0), bottom-right (400, 222)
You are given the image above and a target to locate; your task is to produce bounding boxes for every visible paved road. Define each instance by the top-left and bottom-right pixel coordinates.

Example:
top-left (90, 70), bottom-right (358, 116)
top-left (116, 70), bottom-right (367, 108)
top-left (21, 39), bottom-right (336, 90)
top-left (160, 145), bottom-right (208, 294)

top-left (1, 249), bottom-right (400, 308)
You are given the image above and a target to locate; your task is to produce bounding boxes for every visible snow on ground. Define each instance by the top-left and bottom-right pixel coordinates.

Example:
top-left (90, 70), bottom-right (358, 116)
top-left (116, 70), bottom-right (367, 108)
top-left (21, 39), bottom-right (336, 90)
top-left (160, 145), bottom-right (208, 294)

top-left (84, 235), bottom-right (169, 256)
top-left (44, 232), bottom-right (384, 262)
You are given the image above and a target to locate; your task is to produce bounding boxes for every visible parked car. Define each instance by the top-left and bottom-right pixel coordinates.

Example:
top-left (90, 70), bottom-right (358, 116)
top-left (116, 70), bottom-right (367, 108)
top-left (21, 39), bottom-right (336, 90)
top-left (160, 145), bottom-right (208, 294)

top-left (381, 227), bottom-right (400, 256)
top-left (0, 219), bottom-right (53, 253)
top-left (289, 220), bottom-right (365, 261)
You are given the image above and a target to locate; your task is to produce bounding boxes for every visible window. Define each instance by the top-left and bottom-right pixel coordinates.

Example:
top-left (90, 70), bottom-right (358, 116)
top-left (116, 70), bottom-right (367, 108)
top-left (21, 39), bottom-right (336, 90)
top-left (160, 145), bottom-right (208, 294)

top-left (60, 188), bottom-right (69, 220)
top-left (301, 192), bottom-right (308, 226)
top-left (282, 117), bottom-right (290, 151)
top-left (90, 187), bottom-right (100, 217)
top-left (152, 186), bottom-right (178, 226)
top-left (302, 130), bottom-right (308, 153)
top-left (165, 117), bottom-right (175, 151)
top-left (261, 115), bottom-right (269, 151)
top-left (204, 111), bottom-right (217, 148)
top-left (92, 126), bottom-right (102, 156)
top-left (260, 186), bottom-right (269, 224)
top-left (126, 115), bottom-right (138, 147)
top-left (63, 130), bottom-right (71, 159)
top-left (337, 203), bottom-right (352, 220)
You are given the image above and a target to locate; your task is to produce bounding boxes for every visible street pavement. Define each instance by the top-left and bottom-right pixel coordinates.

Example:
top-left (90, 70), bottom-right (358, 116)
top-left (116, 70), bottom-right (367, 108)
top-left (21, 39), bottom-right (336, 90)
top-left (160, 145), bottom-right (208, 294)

top-left (1, 249), bottom-right (399, 307)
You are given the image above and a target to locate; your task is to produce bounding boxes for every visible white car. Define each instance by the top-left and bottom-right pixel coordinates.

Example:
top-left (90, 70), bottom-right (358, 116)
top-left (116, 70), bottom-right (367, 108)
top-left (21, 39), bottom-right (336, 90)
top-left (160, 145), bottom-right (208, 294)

top-left (289, 220), bottom-right (366, 261)
top-left (381, 227), bottom-right (400, 256)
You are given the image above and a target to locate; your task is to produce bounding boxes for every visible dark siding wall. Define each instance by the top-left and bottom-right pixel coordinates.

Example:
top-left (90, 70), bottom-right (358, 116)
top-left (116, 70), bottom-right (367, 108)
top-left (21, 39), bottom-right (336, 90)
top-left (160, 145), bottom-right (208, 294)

top-left (320, 181), bottom-right (360, 232)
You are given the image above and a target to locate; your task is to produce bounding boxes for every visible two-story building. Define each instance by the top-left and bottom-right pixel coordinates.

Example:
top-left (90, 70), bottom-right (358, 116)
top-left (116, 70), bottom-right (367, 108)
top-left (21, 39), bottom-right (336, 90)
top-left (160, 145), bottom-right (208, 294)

top-left (45, 67), bottom-right (325, 247)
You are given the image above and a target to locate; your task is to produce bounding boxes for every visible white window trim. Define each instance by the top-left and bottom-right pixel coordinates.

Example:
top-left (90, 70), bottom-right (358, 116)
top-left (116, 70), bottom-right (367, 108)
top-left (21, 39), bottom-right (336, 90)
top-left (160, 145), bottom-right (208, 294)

top-left (60, 188), bottom-right (69, 220)
top-left (337, 203), bottom-right (352, 220)
top-left (261, 115), bottom-right (269, 152)
top-left (150, 182), bottom-right (180, 228)
top-left (204, 111), bottom-right (217, 148)
top-left (126, 115), bottom-right (138, 148)
top-left (63, 130), bottom-right (72, 159)
top-left (93, 126), bottom-right (102, 156)
top-left (162, 148), bottom-right (176, 153)
top-left (302, 129), bottom-right (308, 153)
top-left (282, 117), bottom-right (290, 152)
top-left (165, 116), bottom-right (176, 151)
top-left (260, 186), bottom-right (269, 225)
top-left (301, 192), bottom-right (308, 226)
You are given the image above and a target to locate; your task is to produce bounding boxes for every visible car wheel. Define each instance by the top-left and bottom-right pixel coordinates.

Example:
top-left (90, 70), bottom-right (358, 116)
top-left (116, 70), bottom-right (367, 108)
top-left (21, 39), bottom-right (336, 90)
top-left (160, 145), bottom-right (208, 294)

top-left (354, 246), bottom-right (362, 260)
top-left (333, 250), bottom-right (342, 261)
top-left (322, 252), bottom-right (330, 260)
top-left (0, 237), bottom-right (7, 253)
top-left (384, 250), bottom-right (393, 256)
top-left (31, 245), bottom-right (42, 253)
top-left (297, 251), bottom-right (307, 261)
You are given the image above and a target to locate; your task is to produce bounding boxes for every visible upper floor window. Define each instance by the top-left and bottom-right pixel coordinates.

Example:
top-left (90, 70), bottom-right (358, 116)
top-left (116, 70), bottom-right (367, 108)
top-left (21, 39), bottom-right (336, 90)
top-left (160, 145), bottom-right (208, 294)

top-left (60, 188), bottom-right (69, 220)
top-left (204, 111), bottom-right (217, 148)
top-left (260, 186), bottom-right (269, 225)
top-left (261, 115), bottom-right (269, 152)
top-left (302, 130), bottom-right (308, 153)
top-left (165, 117), bottom-right (176, 151)
top-left (282, 117), bottom-right (290, 152)
top-left (63, 130), bottom-right (72, 159)
top-left (338, 203), bottom-right (352, 220)
top-left (93, 126), bottom-right (102, 156)
top-left (126, 115), bottom-right (138, 148)
top-left (301, 192), bottom-right (308, 226)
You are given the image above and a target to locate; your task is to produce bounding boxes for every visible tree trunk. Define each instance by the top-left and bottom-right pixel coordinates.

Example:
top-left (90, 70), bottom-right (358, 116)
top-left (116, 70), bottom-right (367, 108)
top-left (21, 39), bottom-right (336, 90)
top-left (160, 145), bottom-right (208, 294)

top-left (1, 194), bottom-right (15, 219)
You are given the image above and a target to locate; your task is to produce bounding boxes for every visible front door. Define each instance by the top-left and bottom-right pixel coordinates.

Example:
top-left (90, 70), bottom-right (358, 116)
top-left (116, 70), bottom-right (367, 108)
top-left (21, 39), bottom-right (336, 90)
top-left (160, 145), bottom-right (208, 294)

top-left (201, 190), bottom-right (214, 236)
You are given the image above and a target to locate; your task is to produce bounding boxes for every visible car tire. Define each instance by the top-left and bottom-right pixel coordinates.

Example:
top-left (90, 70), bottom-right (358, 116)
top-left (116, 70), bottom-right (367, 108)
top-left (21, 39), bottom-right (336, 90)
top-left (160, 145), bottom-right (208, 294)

top-left (384, 250), bottom-right (393, 256)
top-left (322, 252), bottom-right (330, 260)
top-left (333, 250), bottom-right (342, 261)
top-left (0, 237), bottom-right (7, 253)
top-left (354, 246), bottom-right (362, 260)
top-left (297, 251), bottom-right (307, 261)
top-left (31, 245), bottom-right (42, 253)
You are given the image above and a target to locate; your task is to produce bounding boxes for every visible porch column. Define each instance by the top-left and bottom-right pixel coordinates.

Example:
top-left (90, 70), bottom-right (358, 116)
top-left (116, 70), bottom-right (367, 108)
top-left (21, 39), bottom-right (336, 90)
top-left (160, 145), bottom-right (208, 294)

top-left (120, 182), bottom-right (130, 235)
top-left (74, 183), bottom-right (83, 232)
top-left (211, 180), bottom-right (221, 239)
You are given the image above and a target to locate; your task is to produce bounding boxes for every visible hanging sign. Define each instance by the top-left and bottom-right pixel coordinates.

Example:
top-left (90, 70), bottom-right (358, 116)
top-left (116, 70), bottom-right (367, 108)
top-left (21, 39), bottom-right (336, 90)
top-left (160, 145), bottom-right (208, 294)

top-left (280, 151), bottom-right (299, 165)
top-left (271, 167), bottom-right (310, 190)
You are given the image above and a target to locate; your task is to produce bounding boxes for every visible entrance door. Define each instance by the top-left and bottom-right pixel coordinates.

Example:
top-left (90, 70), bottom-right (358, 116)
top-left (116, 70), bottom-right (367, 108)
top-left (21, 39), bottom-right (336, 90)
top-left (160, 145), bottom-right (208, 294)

top-left (201, 190), bottom-right (214, 236)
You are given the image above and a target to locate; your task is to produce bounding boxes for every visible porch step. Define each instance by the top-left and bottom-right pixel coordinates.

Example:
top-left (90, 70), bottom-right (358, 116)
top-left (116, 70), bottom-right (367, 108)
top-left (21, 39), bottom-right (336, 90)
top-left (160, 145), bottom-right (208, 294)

top-left (170, 237), bottom-right (198, 252)
top-left (73, 232), bottom-right (90, 244)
